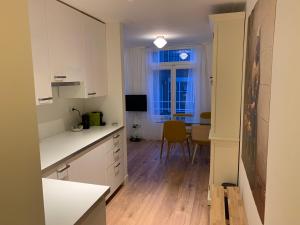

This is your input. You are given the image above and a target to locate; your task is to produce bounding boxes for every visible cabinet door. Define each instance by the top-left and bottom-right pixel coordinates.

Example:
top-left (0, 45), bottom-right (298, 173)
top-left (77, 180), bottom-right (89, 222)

top-left (45, 0), bottom-right (86, 83)
top-left (84, 17), bottom-right (107, 97)
top-left (67, 143), bottom-right (106, 185)
top-left (28, 0), bottom-right (53, 105)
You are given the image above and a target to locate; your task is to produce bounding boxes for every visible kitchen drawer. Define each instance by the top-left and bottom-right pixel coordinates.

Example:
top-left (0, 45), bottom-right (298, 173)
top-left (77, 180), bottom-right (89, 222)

top-left (106, 159), bottom-right (124, 198)
top-left (112, 132), bottom-right (122, 149)
top-left (106, 146), bottom-right (123, 168)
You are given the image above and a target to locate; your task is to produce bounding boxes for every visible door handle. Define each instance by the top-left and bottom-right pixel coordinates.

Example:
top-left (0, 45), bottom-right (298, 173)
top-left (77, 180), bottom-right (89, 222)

top-left (56, 164), bottom-right (70, 173)
top-left (114, 148), bottom-right (121, 154)
top-left (38, 97), bottom-right (53, 101)
top-left (54, 75), bottom-right (67, 79)
top-left (113, 134), bottom-right (120, 139)
top-left (88, 92), bottom-right (97, 96)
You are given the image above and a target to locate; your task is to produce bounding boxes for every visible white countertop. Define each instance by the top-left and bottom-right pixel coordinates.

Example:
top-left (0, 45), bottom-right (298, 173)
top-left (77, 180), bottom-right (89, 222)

top-left (40, 125), bottom-right (123, 172)
top-left (42, 178), bottom-right (109, 225)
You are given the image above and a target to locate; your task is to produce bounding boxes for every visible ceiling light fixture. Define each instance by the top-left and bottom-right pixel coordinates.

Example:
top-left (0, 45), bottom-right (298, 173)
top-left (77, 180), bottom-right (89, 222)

top-left (153, 36), bottom-right (167, 49)
top-left (179, 52), bottom-right (189, 60)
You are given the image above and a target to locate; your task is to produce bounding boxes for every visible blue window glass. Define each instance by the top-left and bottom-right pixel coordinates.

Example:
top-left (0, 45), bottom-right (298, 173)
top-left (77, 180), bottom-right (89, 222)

top-left (153, 49), bottom-right (193, 63)
top-left (176, 69), bottom-right (194, 114)
top-left (153, 69), bottom-right (171, 115)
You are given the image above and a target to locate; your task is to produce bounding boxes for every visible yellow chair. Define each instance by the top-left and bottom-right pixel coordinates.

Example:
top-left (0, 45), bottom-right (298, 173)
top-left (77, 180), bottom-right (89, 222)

top-left (160, 120), bottom-right (191, 160)
top-left (173, 113), bottom-right (193, 118)
top-left (172, 113), bottom-right (193, 135)
top-left (191, 125), bottom-right (210, 164)
top-left (200, 112), bottom-right (211, 120)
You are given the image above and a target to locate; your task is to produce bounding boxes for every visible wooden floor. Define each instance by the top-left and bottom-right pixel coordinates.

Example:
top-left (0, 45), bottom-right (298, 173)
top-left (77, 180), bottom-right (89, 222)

top-left (106, 140), bottom-right (210, 225)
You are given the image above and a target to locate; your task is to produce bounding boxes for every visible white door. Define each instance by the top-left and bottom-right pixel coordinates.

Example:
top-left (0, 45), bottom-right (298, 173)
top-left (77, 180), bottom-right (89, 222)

top-left (84, 17), bottom-right (107, 97)
top-left (45, 0), bottom-right (86, 83)
top-left (28, 0), bottom-right (53, 105)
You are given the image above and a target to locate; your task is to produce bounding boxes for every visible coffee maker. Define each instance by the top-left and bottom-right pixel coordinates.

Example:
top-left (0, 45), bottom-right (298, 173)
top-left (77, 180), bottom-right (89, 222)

top-left (99, 112), bottom-right (106, 126)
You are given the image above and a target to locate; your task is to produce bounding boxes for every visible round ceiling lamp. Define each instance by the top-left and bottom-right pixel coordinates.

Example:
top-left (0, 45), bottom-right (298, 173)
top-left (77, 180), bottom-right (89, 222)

top-left (153, 36), bottom-right (167, 49)
top-left (179, 52), bottom-right (189, 60)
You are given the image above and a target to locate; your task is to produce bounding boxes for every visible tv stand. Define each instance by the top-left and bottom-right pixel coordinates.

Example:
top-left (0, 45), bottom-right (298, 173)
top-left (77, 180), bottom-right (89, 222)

top-left (129, 137), bottom-right (141, 142)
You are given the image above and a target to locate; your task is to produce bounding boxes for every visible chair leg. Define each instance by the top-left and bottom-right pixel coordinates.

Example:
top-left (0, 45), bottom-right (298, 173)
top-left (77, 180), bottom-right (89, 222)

top-left (192, 143), bottom-right (199, 164)
top-left (186, 138), bottom-right (191, 159)
top-left (180, 143), bottom-right (187, 161)
top-left (166, 142), bottom-right (171, 161)
top-left (160, 135), bottom-right (164, 159)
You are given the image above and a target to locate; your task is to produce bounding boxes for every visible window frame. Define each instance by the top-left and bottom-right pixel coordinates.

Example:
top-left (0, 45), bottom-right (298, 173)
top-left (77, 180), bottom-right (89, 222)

top-left (153, 62), bottom-right (195, 117)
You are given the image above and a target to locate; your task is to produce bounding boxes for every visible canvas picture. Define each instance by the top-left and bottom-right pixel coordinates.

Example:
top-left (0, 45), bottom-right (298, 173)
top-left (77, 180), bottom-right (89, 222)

top-left (242, 0), bottom-right (277, 223)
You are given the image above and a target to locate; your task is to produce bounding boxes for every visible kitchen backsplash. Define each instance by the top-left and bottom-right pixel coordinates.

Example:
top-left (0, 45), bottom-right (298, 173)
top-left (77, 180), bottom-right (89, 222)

top-left (36, 87), bottom-right (85, 139)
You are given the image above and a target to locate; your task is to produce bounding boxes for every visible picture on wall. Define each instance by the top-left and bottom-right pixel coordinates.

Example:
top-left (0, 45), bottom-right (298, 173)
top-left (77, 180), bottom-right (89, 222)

top-left (242, 0), bottom-right (277, 223)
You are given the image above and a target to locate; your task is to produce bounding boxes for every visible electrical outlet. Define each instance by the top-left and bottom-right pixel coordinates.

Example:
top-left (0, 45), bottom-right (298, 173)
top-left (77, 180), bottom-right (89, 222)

top-left (69, 106), bottom-right (75, 113)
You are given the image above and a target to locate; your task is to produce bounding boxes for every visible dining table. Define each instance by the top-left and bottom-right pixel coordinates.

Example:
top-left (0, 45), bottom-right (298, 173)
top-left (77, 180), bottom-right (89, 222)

top-left (157, 116), bottom-right (211, 126)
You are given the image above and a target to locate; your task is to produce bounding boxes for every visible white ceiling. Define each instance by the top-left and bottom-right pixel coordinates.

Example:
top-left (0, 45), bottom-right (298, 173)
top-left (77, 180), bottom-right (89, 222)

top-left (61, 0), bottom-right (245, 47)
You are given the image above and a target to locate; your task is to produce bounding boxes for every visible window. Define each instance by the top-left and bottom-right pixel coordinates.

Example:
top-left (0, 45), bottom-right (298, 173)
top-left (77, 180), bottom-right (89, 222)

top-left (153, 69), bottom-right (171, 115)
top-left (151, 49), bottom-right (195, 117)
top-left (176, 69), bottom-right (194, 114)
top-left (152, 49), bottom-right (193, 63)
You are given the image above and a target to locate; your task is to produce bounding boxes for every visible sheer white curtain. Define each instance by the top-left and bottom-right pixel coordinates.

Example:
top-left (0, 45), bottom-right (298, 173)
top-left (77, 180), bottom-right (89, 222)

top-left (146, 48), bottom-right (161, 121)
top-left (189, 45), bottom-right (211, 118)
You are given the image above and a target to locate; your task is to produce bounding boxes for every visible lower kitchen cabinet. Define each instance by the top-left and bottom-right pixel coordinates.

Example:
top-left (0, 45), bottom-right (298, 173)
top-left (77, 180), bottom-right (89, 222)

top-left (105, 160), bottom-right (124, 199)
top-left (67, 142), bottom-right (106, 185)
top-left (44, 130), bottom-right (125, 199)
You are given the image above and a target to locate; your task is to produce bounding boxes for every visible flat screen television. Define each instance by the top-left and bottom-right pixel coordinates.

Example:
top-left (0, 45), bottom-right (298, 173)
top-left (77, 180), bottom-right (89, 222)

top-left (125, 95), bottom-right (147, 112)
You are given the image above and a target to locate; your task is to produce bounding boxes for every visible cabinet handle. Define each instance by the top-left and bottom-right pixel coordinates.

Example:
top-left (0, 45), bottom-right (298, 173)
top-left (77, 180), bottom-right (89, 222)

top-left (113, 134), bottom-right (120, 139)
top-left (38, 97), bottom-right (53, 101)
top-left (88, 92), bottom-right (96, 96)
top-left (57, 164), bottom-right (70, 173)
top-left (54, 75), bottom-right (67, 79)
top-left (115, 163), bottom-right (121, 168)
top-left (114, 148), bottom-right (121, 154)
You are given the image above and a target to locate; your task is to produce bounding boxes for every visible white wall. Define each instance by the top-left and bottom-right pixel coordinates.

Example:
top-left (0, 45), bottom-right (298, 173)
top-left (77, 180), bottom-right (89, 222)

top-left (124, 47), bottom-right (162, 140)
top-left (264, 0), bottom-right (300, 224)
top-left (0, 1), bottom-right (45, 224)
top-left (239, 1), bottom-right (300, 225)
top-left (37, 88), bottom-right (85, 139)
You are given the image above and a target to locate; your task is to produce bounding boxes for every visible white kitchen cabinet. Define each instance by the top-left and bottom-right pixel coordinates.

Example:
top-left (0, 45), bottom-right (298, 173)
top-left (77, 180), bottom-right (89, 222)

top-left (208, 12), bottom-right (245, 188)
top-left (67, 143), bottom-right (107, 185)
top-left (45, 0), bottom-right (86, 83)
top-left (105, 132), bottom-right (124, 199)
top-left (29, 0), bottom-right (108, 100)
top-left (106, 159), bottom-right (124, 198)
top-left (84, 17), bottom-right (107, 98)
top-left (44, 130), bottom-right (125, 199)
top-left (28, 0), bottom-right (53, 105)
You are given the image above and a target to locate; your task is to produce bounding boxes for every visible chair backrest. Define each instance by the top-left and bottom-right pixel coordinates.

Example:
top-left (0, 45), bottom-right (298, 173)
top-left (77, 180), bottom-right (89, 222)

top-left (173, 113), bottom-right (193, 118)
top-left (191, 125), bottom-right (210, 142)
top-left (200, 112), bottom-right (211, 120)
top-left (163, 120), bottom-right (187, 143)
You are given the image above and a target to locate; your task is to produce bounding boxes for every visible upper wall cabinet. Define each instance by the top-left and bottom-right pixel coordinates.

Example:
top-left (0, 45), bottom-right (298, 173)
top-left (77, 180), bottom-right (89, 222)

top-left (28, 0), bottom-right (108, 104)
top-left (45, 0), bottom-right (108, 98)
top-left (28, 0), bottom-right (53, 105)
top-left (84, 17), bottom-right (107, 98)
top-left (45, 0), bottom-right (87, 83)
